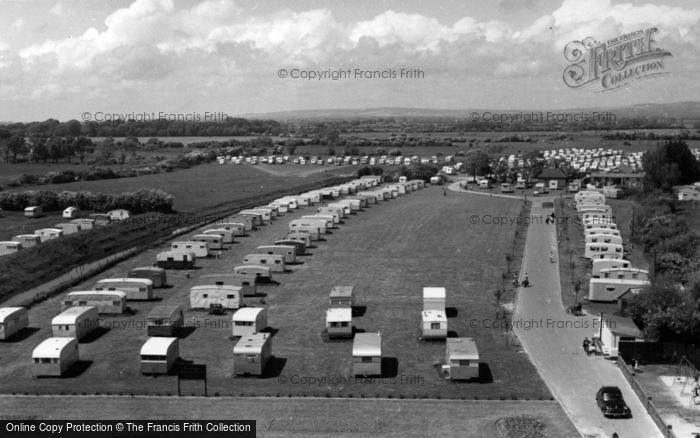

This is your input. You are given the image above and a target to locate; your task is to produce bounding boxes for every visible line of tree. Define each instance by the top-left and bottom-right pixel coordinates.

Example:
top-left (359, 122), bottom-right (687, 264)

top-left (0, 118), bottom-right (284, 139)
top-left (626, 140), bottom-right (700, 343)
top-left (0, 189), bottom-right (174, 213)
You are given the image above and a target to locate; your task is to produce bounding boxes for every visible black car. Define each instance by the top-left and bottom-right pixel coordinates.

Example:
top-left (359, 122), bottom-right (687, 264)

top-left (596, 386), bottom-right (632, 418)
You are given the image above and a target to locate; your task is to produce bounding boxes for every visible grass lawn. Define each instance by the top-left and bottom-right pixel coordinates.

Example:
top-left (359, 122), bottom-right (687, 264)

top-left (0, 186), bottom-right (550, 401)
top-left (0, 396), bottom-right (579, 437)
top-left (2, 163), bottom-right (355, 213)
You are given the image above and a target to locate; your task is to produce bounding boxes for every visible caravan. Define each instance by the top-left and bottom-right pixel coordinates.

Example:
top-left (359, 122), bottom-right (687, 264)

top-left (189, 285), bottom-right (241, 310)
top-left (584, 243), bottom-right (624, 260)
top-left (94, 278), bottom-right (154, 301)
top-left (171, 241), bottom-right (209, 258)
top-left (242, 254), bottom-right (286, 272)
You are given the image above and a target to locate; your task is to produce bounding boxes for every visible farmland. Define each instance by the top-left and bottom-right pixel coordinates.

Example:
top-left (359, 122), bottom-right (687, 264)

top-left (0, 186), bottom-right (550, 400)
top-left (0, 163), bottom-right (355, 229)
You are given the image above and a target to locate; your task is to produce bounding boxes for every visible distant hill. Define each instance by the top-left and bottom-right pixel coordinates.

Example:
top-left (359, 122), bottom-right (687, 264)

top-left (240, 102), bottom-right (700, 121)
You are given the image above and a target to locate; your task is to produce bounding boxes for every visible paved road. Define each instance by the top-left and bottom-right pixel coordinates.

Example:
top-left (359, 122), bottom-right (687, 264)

top-left (512, 196), bottom-right (663, 438)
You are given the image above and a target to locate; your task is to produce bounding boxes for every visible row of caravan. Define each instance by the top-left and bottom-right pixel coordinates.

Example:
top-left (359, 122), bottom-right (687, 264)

top-left (2, 209), bottom-right (132, 258)
top-left (576, 191), bottom-right (650, 302)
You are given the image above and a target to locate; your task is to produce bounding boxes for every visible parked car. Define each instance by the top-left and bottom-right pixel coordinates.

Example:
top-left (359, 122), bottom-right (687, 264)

top-left (595, 386), bottom-right (631, 418)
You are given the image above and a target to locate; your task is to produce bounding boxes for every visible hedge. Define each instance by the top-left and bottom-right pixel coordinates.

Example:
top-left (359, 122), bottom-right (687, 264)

top-left (0, 189), bottom-right (174, 213)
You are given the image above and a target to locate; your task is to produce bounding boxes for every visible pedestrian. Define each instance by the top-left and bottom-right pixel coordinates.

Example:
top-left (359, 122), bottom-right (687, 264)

top-left (583, 337), bottom-right (590, 354)
top-left (443, 189), bottom-right (447, 196)
top-left (549, 251), bottom-right (554, 263)
top-left (633, 359), bottom-right (640, 371)
top-left (217, 250), bottom-right (222, 259)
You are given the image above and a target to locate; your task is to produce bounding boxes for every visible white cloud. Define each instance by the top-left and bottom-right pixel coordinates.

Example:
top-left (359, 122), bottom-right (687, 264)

top-left (6, 0), bottom-right (700, 112)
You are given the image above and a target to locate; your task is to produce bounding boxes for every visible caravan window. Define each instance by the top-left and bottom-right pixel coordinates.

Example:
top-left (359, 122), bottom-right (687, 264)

top-left (431, 323), bottom-right (441, 329)
top-left (202, 294), bottom-right (208, 298)
top-left (236, 321), bottom-right (253, 326)
top-left (64, 301), bottom-right (72, 306)
top-left (361, 356), bottom-right (372, 363)
top-left (79, 301), bottom-right (87, 305)
top-left (113, 301), bottom-right (121, 305)
top-left (245, 354), bottom-right (257, 362)
top-left (605, 286), bottom-right (616, 292)
top-left (459, 360), bottom-right (470, 366)
top-left (215, 281), bottom-right (224, 286)
top-left (226, 294), bottom-right (235, 299)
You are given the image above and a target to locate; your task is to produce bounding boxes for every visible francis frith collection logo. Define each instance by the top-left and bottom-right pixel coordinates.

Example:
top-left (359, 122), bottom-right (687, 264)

top-left (563, 27), bottom-right (672, 91)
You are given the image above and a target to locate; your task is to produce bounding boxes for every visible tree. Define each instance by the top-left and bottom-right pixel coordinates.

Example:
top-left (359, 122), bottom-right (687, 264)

top-left (464, 150), bottom-right (491, 182)
top-left (627, 276), bottom-right (700, 342)
top-left (642, 140), bottom-right (700, 192)
top-left (65, 119), bottom-right (82, 137)
top-left (73, 136), bottom-right (94, 163)
top-left (30, 138), bottom-right (49, 162)
top-left (47, 137), bottom-right (64, 162)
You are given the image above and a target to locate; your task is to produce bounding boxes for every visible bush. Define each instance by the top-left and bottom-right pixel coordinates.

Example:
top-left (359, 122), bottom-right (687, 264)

top-left (0, 189), bottom-right (174, 213)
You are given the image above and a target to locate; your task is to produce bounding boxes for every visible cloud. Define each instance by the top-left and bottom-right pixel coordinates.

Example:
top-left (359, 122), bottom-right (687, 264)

top-left (6, 0), bottom-right (700, 112)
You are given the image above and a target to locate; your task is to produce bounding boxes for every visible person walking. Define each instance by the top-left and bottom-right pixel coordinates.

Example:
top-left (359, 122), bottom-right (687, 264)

top-left (549, 251), bottom-right (554, 263)
top-left (583, 337), bottom-right (590, 355)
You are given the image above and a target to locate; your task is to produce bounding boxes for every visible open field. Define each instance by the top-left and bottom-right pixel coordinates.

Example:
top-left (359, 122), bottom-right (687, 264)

top-left (1, 163), bottom-right (356, 213)
top-left (0, 186), bottom-right (550, 400)
top-left (0, 396), bottom-right (579, 437)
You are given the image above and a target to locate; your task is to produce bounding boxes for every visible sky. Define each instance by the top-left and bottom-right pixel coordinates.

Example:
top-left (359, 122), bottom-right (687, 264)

top-left (0, 0), bottom-right (699, 121)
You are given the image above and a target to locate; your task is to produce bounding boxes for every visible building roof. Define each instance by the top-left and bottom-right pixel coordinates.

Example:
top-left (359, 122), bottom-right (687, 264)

top-left (0, 307), bottom-right (26, 323)
top-left (96, 278), bottom-right (153, 287)
top-left (537, 168), bottom-right (567, 180)
top-left (234, 265), bottom-right (272, 273)
top-left (147, 305), bottom-right (183, 320)
top-left (422, 310), bottom-right (447, 321)
top-left (447, 337), bottom-right (479, 360)
top-left (353, 332), bottom-right (382, 357)
top-left (140, 337), bottom-right (178, 356)
top-left (129, 266), bottom-right (166, 274)
top-left (326, 308), bottom-right (352, 322)
top-left (233, 333), bottom-right (270, 354)
top-left (0, 241), bottom-right (21, 247)
top-left (67, 290), bottom-right (127, 299)
top-left (599, 267), bottom-right (649, 275)
top-left (32, 337), bottom-right (77, 358)
top-left (52, 306), bottom-right (96, 325)
top-left (590, 164), bottom-right (644, 179)
top-left (330, 286), bottom-right (354, 298)
top-left (423, 287), bottom-right (446, 300)
top-left (35, 228), bottom-right (63, 233)
top-left (191, 284), bottom-right (241, 294)
top-left (232, 307), bottom-right (266, 322)
top-left (589, 278), bottom-right (650, 286)
top-left (600, 314), bottom-right (644, 339)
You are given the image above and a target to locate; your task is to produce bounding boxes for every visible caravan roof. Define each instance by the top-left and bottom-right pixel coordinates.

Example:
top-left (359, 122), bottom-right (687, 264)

top-left (32, 337), bottom-right (76, 359)
top-left (327, 308), bottom-right (352, 322)
top-left (234, 333), bottom-right (270, 354)
top-left (423, 287), bottom-right (446, 299)
top-left (353, 332), bottom-right (381, 356)
top-left (0, 307), bottom-right (25, 323)
top-left (140, 337), bottom-right (177, 355)
top-left (232, 307), bottom-right (265, 322)
top-left (446, 337), bottom-right (479, 360)
top-left (52, 306), bottom-right (96, 325)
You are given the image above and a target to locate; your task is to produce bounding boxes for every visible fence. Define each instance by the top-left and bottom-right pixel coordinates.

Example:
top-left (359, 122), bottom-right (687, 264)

top-left (618, 356), bottom-right (677, 438)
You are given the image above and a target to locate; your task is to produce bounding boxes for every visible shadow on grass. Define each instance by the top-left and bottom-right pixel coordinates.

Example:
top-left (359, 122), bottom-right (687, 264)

top-left (380, 357), bottom-right (399, 378)
top-left (260, 327), bottom-right (280, 337)
top-left (262, 356), bottom-right (287, 378)
top-left (160, 284), bottom-right (175, 289)
top-left (446, 307), bottom-right (459, 318)
top-left (447, 330), bottom-right (459, 338)
top-left (2, 326), bottom-right (41, 342)
top-left (476, 363), bottom-right (494, 383)
top-left (176, 326), bottom-right (197, 339)
top-left (81, 327), bottom-right (110, 343)
top-left (60, 360), bottom-right (93, 378)
top-left (352, 305), bottom-right (367, 317)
